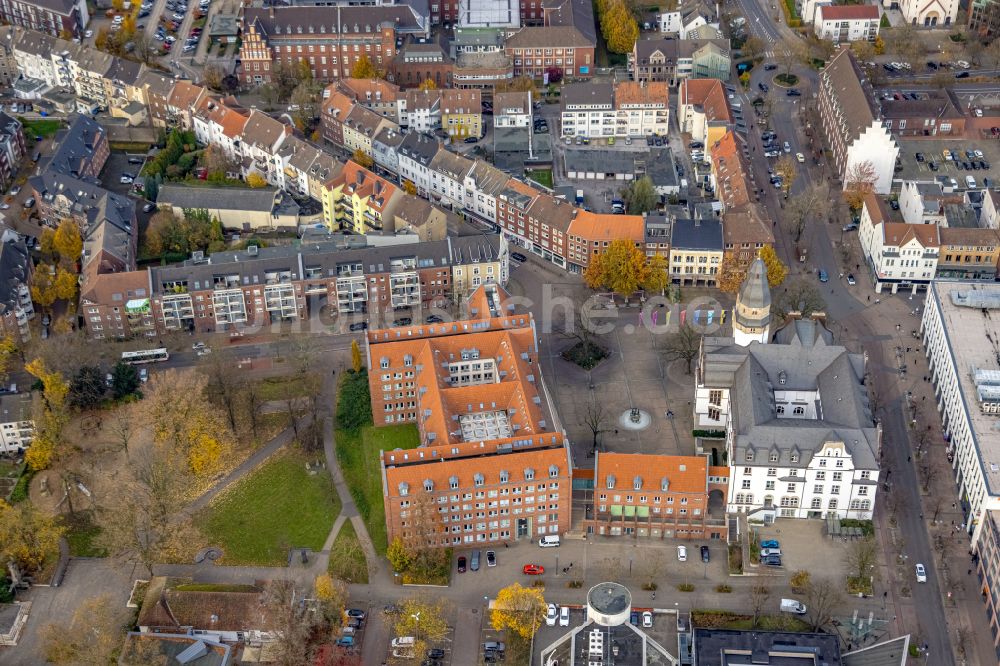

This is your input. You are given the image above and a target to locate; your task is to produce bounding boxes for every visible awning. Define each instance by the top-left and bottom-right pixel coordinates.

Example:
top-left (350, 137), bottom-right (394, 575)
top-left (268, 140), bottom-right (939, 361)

top-left (637, 506), bottom-right (649, 518)
top-left (125, 298), bottom-right (150, 314)
top-left (610, 505), bottom-right (623, 516)
top-left (624, 505), bottom-right (636, 517)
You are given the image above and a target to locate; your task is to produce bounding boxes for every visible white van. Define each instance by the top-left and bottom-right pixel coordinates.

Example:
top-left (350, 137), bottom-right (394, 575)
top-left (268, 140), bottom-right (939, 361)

top-left (780, 599), bottom-right (807, 614)
top-left (538, 535), bottom-right (561, 548)
top-left (966, 175), bottom-right (977, 189)
top-left (391, 637), bottom-right (415, 648)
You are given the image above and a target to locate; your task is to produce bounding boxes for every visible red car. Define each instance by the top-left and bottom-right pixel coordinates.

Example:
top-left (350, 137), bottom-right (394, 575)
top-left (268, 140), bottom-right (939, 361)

top-left (522, 564), bottom-right (545, 575)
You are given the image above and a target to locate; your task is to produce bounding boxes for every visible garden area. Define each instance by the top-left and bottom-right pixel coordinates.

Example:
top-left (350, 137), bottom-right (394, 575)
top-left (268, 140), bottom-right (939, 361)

top-left (335, 368), bottom-right (419, 554)
top-left (19, 118), bottom-right (63, 139)
top-left (524, 168), bottom-right (553, 189)
top-left (327, 520), bottom-right (369, 584)
top-left (692, 609), bottom-right (811, 632)
top-left (194, 450), bottom-right (341, 566)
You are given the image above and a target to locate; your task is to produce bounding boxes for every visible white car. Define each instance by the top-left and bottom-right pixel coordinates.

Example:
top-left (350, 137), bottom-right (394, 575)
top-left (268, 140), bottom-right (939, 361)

top-left (677, 545), bottom-right (687, 562)
top-left (197, 347), bottom-right (212, 356)
top-left (545, 604), bottom-right (557, 627)
top-left (139, 368), bottom-right (148, 383)
top-left (84, 29), bottom-right (93, 38)
top-left (559, 606), bottom-right (569, 627)
top-left (119, 175), bottom-right (134, 184)
top-left (796, 152), bottom-right (805, 163)
top-left (783, 141), bottom-right (791, 153)
top-left (915, 563), bottom-right (927, 583)
top-left (642, 611), bottom-right (653, 628)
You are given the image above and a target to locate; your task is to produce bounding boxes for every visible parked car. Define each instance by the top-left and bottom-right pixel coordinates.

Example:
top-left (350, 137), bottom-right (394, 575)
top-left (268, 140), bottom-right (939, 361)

top-left (760, 539), bottom-right (780, 549)
top-left (349, 322), bottom-right (368, 331)
top-left (764, 63), bottom-right (777, 70)
top-left (393, 317), bottom-right (412, 327)
top-left (546, 603), bottom-right (558, 626)
top-left (762, 555), bottom-right (782, 566)
top-left (847, 273), bottom-right (856, 285)
top-left (9, 186), bottom-right (20, 195)
top-left (346, 609), bottom-right (366, 620)
top-left (642, 611), bottom-right (653, 627)
top-left (630, 611), bottom-right (639, 626)
top-left (677, 545), bottom-right (687, 561)
top-left (796, 152), bottom-right (805, 163)
top-left (700, 545), bottom-right (710, 562)
top-left (426, 649), bottom-right (445, 659)
top-left (464, 136), bottom-right (479, 143)
top-left (511, 251), bottom-right (528, 262)
top-left (522, 564), bottom-right (544, 575)
top-left (139, 368), bottom-right (148, 383)
top-left (758, 82), bottom-right (769, 92)
top-left (425, 314), bottom-right (443, 323)
top-left (335, 636), bottom-right (354, 647)
top-left (23, 197), bottom-right (34, 209)
top-left (842, 222), bottom-right (859, 232)
top-left (818, 269), bottom-right (829, 282)
top-left (786, 89), bottom-right (801, 97)
top-left (486, 550), bottom-right (496, 567)
top-left (471, 550), bottom-right (481, 571)
top-left (457, 556), bottom-right (467, 573)
top-left (915, 563), bottom-right (927, 582)
top-left (761, 548), bottom-right (782, 557)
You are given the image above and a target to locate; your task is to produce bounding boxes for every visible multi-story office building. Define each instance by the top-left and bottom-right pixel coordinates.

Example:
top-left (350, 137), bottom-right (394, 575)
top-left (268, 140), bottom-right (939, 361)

top-left (588, 452), bottom-right (729, 540)
top-left (0, 239), bottom-right (34, 344)
top-left (238, 5), bottom-right (428, 86)
top-left (696, 318), bottom-right (881, 520)
top-left (813, 5), bottom-right (880, 42)
top-left (0, 0), bottom-right (89, 39)
top-left (374, 284), bottom-right (572, 547)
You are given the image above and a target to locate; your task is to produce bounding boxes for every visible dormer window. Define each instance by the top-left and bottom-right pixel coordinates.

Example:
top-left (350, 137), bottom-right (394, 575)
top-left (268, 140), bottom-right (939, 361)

top-left (404, 354), bottom-right (413, 367)
top-left (380, 357), bottom-right (389, 369)
top-left (746, 450), bottom-right (755, 462)
top-left (423, 479), bottom-right (434, 492)
top-left (793, 406), bottom-right (805, 416)
top-left (607, 474), bottom-right (616, 490)
top-left (449, 475), bottom-right (459, 489)
top-left (499, 470), bottom-right (509, 484)
top-left (524, 468), bottom-right (535, 481)
top-left (474, 473), bottom-right (484, 487)
top-left (661, 478), bottom-right (670, 492)
top-left (769, 452), bottom-right (779, 462)
top-left (633, 476), bottom-right (642, 490)
top-left (548, 465), bottom-right (559, 478)
top-left (398, 482), bottom-right (409, 496)
top-left (790, 453), bottom-right (800, 463)
top-left (778, 370), bottom-right (787, 385)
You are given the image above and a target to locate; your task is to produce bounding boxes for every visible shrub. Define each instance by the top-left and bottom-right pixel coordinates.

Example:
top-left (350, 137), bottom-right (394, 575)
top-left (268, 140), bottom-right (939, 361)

top-left (641, 583), bottom-right (658, 591)
top-left (568, 580), bottom-right (583, 588)
top-left (336, 370), bottom-right (372, 431)
top-left (692, 429), bottom-right (726, 438)
top-left (532, 580), bottom-right (545, 588)
top-left (790, 570), bottom-right (811, 593)
top-left (8, 467), bottom-right (33, 503)
top-left (677, 583), bottom-right (695, 592)
top-left (715, 584), bottom-right (732, 593)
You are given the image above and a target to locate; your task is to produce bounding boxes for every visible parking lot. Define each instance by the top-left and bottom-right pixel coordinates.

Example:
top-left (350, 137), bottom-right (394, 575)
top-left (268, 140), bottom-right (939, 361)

top-left (892, 135), bottom-right (1000, 188)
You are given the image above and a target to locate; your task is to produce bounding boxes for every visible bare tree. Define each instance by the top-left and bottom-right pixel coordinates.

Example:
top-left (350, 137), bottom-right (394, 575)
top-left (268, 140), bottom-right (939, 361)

top-left (921, 463), bottom-right (939, 493)
top-left (242, 379), bottom-right (264, 440)
top-left (749, 584), bottom-right (770, 628)
top-left (639, 550), bottom-right (666, 588)
top-left (930, 495), bottom-right (944, 523)
top-left (784, 183), bottom-right (828, 242)
top-left (774, 155), bottom-right (798, 199)
top-left (773, 278), bottom-right (827, 320)
top-left (845, 537), bottom-right (878, 589)
top-left (802, 578), bottom-right (844, 631)
top-left (41, 594), bottom-right (128, 665)
top-left (582, 402), bottom-right (610, 452)
top-left (843, 160), bottom-right (878, 210)
top-left (108, 404), bottom-right (137, 461)
top-left (200, 349), bottom-right (241, 432)
top-left (264, 579), bottom-right (318, 666)
top-left (660, 323), bottom-right (701, 374)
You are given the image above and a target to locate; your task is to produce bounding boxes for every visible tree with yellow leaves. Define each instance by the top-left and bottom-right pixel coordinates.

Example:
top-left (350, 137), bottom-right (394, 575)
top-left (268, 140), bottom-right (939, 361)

top-left (490, 582), bottom-right (547, 639)
top-left (53, 219), bottom-right (82, 266)
top-left (350, 54), bottom-right (380, 79)
top-left (145, 368), bottom-right (233, 476)
top-left (600, 0), bottom-right (639, 55)
top-left (351, 339), bottom-right (363, 373)
top-left (0, 334), bottom-right (17, 380)
top-left (758, 245), bottom-right (787, 287)
top-left (54, 270), bottom-right (78, 302)
top-left (24, 358), bottom-right (70, 470)
top-left (246, 172), bottom-right (268, 188)
top-left (716, 253), bottom-right (748, 294)
top-left (402, 179), bottom-right (418, 195)
top-left (643, 255), bottom-right (670, 295)
top-left (584, 238), bottom-right (649, 300)
top-left (418, 78), bottom-right (437, 91)
top-left (392, 596), bottom-right (451, 642)
top-left (314, 573), bottom-right (347, 623)
top-left (352, 149), bottom-right (374, 170)
top-left (31, 263), bottom-right (58, 309)
top-left (0, 499), bottom-right (65, 573)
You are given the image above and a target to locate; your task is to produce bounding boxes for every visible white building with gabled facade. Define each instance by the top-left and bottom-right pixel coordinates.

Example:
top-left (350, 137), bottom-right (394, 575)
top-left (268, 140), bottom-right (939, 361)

top-left (694, 317), bottom-right (881, 521)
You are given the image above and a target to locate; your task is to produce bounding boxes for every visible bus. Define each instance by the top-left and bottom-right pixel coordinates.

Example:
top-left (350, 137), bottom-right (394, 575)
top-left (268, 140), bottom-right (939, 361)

top-left (121, 348), bottom-right (170, 365)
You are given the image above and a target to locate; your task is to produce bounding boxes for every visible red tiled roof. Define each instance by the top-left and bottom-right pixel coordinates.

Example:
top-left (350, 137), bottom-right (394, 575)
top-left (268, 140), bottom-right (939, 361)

top-left (818, 4), bottom-right (879, 20)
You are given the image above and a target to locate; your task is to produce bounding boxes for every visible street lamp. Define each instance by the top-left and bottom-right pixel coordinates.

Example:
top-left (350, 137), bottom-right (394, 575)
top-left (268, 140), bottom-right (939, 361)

top-left (411, 612), bottom-right (421, 643)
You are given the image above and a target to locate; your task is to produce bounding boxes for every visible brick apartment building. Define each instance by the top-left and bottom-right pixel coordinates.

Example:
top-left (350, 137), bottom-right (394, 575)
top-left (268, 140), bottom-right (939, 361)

top-left (82, 235), bottom-right (507, 338)
top-left (238, 5), bottom-right (428, 86)
top-left (373, 284), bottom-right (573, 547)
top-left (0, 0), bottom-right (89, 39)
top-left (0, 112), bottom-right (25, 192)
top-left (589, 452), bottom-right (729, 540)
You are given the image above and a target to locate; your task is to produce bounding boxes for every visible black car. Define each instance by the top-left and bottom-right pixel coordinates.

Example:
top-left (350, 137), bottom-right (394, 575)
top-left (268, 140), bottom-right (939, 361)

top-left (764, 63), bottom-right (777, 70)
top-left (349, 322), bottom-right (368, 331)
top-left (982, 161), bottom-right (990, 170)
top-left (758, 82), bottom-right (769, 92)
top-left (786, 89), bottom-right (801, 97)
top-left (393, 317), bottom-right (412, 327)
top-left (689, 141), bottom-right (703, 149)
top-left (929, 161), bottom-right (939, 171)
top-left (427, 649), bottom-right (446, 659)
top-left (426, 314), bottom-right (444, 323)
top-left (762, 555), bottom-right (782, 566)
top-left (927, 61), bottom-right (938, 69)
top-left (457, 556), bottom-right (467, 573)
top-left (957, 161), bottom-right (965, 170)
top-left (511, 251), bottom-right (528, 262)
top-left (915, 152), bottom-right (924, 162)
top-left (464, 136), bottom-right (479, 143)
top-left (956, 71), bottom-right (970, 78)
top-left (700, 545), bottom-right (710, 562)
top-left (630, 611), bottom-right (639, 626)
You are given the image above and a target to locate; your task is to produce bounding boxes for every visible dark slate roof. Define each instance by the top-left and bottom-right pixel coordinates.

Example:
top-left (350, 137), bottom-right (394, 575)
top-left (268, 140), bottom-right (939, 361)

top-left (45, 115), bottom-right (105, 179)
top-left (693, 628), bottom-right (842, 666)
top-left (0, 240), bottom-right (31, 318)
top-left (157, 184), bottom-right (279, 212)
top-left (542, 0), bottom-right (597, 44)
top-left (669, 217), bottom-right (723, 251)
top-left (398, 132), bottom-right (440, 166)
top-left (244, 5), bottom-right (425, 37)
top-left (738, 258), bottom-right (770, 310)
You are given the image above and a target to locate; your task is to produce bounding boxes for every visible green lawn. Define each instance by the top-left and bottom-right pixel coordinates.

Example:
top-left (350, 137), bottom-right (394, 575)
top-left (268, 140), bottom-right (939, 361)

top-left (525, 168), bottom-right (553, 189)
top-left (256, 374), bottom-right (319, 402)
top-left (328, 521), bottom-right (369, 584)
top-left (62, 512), bottom-right (107, 557)
top-left (20, 119), bottom-right (63, 138)
top-left (336, 424), bottom-right (419, 554)
top-left (195, 451), bottom-right (341, 565)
